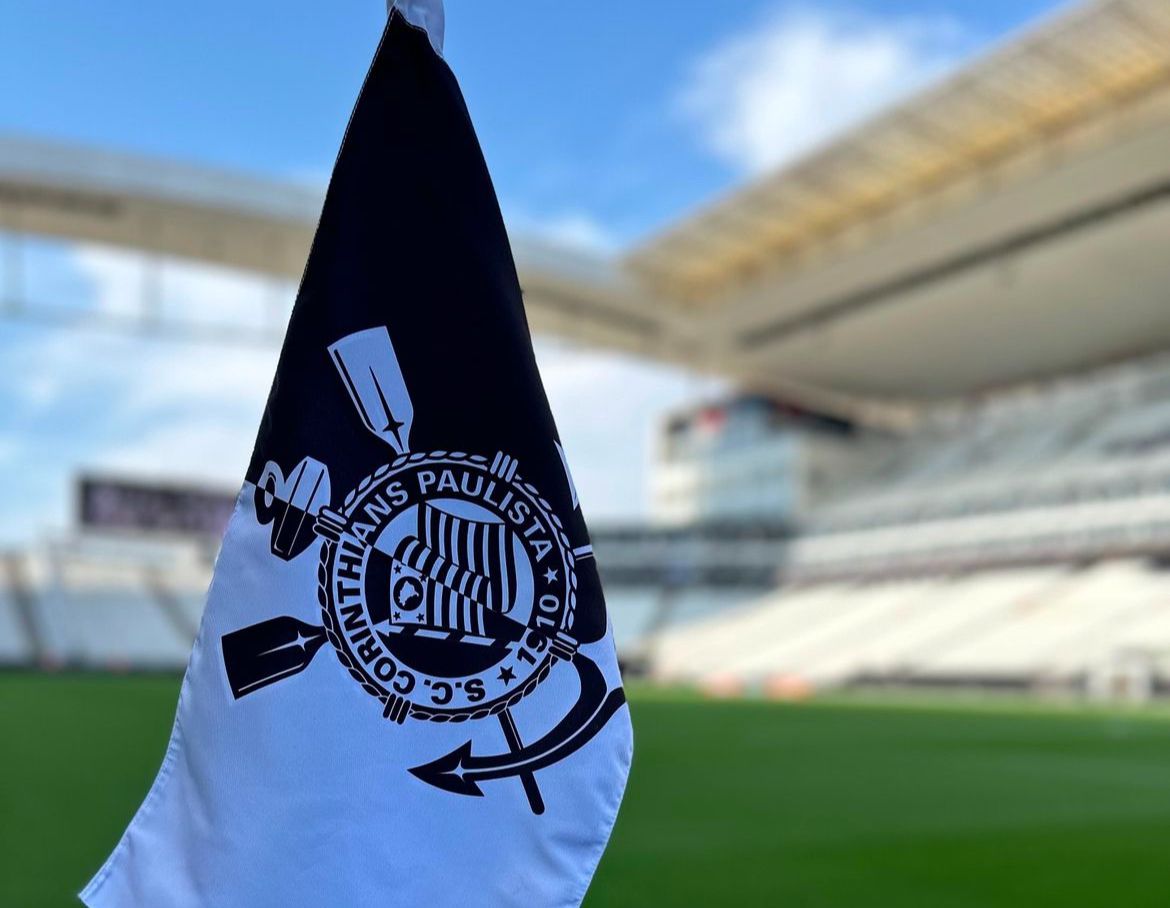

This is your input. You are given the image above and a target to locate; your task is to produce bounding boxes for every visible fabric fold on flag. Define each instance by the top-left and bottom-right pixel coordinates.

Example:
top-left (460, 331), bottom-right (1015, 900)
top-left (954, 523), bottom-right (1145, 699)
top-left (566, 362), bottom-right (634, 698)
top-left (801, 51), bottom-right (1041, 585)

top-left (81, 5), bottom-right (632, 907)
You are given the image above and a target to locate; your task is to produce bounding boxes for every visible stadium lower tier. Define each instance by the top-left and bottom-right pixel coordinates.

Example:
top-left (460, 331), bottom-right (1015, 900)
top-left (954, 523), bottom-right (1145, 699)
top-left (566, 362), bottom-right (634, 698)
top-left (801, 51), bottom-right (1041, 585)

top-left (652, 560), bottom-right (1170, 698)
top-left (9, 548), bottom-right (1170, 700)
top-left (0, 548), bottom-right (757, 674)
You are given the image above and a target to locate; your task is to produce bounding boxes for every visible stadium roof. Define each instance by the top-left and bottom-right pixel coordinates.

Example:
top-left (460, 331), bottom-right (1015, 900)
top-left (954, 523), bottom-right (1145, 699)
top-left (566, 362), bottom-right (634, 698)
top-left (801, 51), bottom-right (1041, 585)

top-left (629, 0), bottom-right (1170, 298)
top-left (622, 0), bottom-right (1170, 410)
top-left (4, 0), bottom-right (1170, 418)
top-left (0, 134), bottom-right (676, 360)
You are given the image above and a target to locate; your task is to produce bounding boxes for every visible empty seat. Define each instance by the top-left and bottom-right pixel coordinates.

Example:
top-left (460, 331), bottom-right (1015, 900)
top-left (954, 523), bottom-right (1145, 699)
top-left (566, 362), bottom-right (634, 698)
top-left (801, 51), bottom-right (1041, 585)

top-left (0, 589), bottom-right (32, 664)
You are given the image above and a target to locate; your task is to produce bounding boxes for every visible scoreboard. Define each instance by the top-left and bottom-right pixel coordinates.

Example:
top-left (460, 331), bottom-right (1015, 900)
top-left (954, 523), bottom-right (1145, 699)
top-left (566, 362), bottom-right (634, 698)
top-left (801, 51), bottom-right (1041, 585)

top-left (77, 475), bottom-right (237, 539)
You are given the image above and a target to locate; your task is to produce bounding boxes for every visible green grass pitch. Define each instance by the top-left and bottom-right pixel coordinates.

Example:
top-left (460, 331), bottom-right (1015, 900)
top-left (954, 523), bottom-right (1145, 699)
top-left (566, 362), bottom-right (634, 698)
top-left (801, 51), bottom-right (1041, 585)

top-left (4, 675), bottom-right (1170, 906)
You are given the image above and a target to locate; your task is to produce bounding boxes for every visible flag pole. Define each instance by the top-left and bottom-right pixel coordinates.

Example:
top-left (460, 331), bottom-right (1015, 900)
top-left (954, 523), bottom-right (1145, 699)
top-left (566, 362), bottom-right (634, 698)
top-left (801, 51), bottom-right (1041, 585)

top-left (387, 0), bottom-right (445, 56)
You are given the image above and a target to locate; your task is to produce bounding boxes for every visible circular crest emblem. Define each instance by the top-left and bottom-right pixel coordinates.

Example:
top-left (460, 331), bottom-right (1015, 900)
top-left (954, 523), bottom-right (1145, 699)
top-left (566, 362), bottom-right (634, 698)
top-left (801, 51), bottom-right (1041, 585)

top-left (318, 451), bottom-right (576, 722)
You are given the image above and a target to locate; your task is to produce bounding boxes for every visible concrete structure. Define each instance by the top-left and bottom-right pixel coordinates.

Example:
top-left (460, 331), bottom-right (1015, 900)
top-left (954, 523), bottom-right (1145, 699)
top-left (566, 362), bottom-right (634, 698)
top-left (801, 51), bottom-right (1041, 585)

top-left (650, 395), bottom-right (877, 525)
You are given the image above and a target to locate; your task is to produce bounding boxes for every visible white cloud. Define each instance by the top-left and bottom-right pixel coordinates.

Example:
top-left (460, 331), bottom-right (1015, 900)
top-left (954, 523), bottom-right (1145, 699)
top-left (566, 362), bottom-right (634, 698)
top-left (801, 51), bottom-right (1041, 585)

top-left (6, 246), bottom-right (286, 417)
top-left (6, 327), bottom-right (279, 425)
top-left (94, 417), bottom-right (257, 485)
top-left (678, 5), bottom-right (967, 174)
top-left (0, 435), bottom-right (17, 467)
top-left (75, 244), bottom-right (293, 336)
top-left (0, 325), bottom-right (275, 541)
top-left (506, 210), bottom-right (619, 255)
top-left (0, 247), bottom-right (287, 543)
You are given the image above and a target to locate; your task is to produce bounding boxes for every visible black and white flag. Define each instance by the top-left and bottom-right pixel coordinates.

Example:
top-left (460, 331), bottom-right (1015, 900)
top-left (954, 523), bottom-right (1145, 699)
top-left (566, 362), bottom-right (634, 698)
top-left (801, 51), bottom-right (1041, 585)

top-left (82, 3), bottom-right (632, 905)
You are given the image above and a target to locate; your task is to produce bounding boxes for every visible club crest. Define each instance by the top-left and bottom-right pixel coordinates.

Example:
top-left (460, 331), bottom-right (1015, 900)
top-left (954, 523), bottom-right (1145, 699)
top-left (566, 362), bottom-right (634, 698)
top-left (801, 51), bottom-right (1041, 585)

top-left (316, 450), bottom-right (577, 722)
top-left (220, 326), bottom-right (625, 814)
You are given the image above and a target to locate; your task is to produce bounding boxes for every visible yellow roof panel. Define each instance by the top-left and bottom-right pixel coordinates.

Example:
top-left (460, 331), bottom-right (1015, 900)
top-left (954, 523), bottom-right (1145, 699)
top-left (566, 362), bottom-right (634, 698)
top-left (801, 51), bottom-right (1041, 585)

top-left (629, 0), bottom-right (1170, 302)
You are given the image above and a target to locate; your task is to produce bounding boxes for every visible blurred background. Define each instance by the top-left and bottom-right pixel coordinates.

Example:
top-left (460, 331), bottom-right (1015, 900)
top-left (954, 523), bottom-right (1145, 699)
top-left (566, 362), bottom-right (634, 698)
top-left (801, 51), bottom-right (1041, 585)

top-left (5, 0), bottom-right (1170, 904)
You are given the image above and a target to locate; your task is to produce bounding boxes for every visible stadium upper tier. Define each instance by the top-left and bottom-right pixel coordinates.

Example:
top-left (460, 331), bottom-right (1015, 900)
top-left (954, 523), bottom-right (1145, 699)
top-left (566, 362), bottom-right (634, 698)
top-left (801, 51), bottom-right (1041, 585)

top-left (4, 0), bottom-right (1170, 413)
top-left (783, 353), bottom-right (1170, 577)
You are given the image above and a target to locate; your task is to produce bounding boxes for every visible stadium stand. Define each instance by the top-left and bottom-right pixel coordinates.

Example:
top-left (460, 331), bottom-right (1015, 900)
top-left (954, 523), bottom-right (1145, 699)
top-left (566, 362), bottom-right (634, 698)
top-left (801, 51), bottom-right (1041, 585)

top-left (9, 357), bottom-right (1170, 697)
top-left (653, 562), bottom-right (1170, 696)
top-left (12, 355), bottom-right (1170, 696)
top-left (0, 541), bottom-right (212, 671)
top-left (787, 357), bottom-right (1170, 580)
top-left (0, 585), bottom-right (33, 666)
top-left (39, 586), bottom-right (190, 669)
top-left (646, 356), bottom-right (1170, 696)
top-left (0, 540), bottom-right (759, 673)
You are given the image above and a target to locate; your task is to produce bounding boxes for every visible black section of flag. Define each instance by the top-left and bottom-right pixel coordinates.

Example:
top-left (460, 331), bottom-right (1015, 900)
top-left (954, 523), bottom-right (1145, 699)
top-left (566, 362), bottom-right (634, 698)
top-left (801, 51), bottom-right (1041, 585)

top-left (246, 12), bottom-right (604, 644)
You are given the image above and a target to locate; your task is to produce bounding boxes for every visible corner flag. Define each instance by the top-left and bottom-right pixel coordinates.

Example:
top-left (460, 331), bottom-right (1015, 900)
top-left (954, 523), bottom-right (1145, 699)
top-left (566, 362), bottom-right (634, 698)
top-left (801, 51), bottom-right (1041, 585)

top-left (81, 3), bottom-right (632, 905)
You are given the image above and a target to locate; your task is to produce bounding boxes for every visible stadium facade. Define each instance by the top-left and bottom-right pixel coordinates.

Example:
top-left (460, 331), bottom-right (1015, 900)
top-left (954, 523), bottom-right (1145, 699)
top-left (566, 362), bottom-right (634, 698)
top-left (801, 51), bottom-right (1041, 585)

top-left (5, 0), bottom-right (1170, 699)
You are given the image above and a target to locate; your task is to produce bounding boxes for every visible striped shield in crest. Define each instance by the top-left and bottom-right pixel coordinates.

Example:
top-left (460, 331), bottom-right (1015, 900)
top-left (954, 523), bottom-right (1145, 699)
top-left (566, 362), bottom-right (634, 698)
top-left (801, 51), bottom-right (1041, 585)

top-left (419, 502), bottom-right (517, 614)
top-left (391, 502), bottom-right (519, 637)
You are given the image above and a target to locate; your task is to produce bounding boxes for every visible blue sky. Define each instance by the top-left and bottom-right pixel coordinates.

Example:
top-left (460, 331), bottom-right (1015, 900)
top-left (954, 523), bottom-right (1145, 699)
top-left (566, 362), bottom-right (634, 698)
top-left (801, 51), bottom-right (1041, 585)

top-left (1, 0), bottom-right (1062, 241)
top-left (0, 0), bottom-right (1065, 541)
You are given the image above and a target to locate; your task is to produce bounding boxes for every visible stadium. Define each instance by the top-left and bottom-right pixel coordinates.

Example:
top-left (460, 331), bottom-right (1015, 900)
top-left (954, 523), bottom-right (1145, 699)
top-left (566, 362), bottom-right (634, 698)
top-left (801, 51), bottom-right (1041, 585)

top-left (6, 0), bottom-right (1170, 904)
